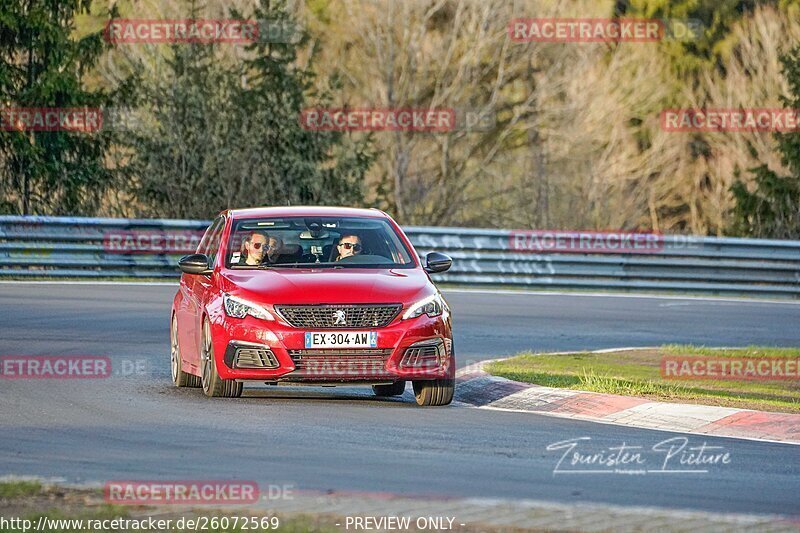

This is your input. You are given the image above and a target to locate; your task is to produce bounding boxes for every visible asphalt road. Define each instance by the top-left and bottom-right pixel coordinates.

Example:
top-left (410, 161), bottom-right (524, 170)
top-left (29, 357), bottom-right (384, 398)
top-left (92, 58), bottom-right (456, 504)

top-left (1, 283), bottom-right (800, 518)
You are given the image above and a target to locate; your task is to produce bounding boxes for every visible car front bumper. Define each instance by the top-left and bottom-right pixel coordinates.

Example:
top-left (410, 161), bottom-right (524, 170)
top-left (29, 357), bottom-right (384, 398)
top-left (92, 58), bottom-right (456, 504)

top-left (208, 310), bottom-right (454, 383)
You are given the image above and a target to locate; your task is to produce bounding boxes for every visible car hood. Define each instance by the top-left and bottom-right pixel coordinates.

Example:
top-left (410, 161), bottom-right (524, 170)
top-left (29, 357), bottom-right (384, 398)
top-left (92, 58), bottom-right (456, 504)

top-left (219, 267), bottom-right (433, 305)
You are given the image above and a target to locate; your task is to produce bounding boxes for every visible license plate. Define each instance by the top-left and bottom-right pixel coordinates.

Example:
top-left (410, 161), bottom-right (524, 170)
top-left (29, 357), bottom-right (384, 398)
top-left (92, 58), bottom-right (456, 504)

top-left (304, 331), bottom-right (378, 349)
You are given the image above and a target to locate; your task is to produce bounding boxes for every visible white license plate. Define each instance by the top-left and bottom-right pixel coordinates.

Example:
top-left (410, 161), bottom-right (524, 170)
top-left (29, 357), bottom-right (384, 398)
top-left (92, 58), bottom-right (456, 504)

top-left (304, 331), bottom-right (378, 349)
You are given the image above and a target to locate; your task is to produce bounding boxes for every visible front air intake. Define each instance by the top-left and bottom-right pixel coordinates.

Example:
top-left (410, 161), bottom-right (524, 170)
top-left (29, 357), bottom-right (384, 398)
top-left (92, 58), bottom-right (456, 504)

top-left (224, 342), bottom-right (279, 369)
top-left (400, 339), bottom-right (445, 369)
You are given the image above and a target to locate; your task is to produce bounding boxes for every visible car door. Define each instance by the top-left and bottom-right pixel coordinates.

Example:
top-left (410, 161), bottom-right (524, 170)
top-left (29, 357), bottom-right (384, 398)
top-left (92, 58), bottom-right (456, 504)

top-left (180, 216), bottom-right (225, 372)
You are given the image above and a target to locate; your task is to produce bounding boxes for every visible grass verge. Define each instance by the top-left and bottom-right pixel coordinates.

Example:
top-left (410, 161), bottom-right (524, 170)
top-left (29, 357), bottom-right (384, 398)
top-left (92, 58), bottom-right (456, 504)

top-left (485, 345), bottom-right (800, 413)
top-left (0, 481), bottom-right (519, 532)
top-left (0, 481), bottom-right (340, 533)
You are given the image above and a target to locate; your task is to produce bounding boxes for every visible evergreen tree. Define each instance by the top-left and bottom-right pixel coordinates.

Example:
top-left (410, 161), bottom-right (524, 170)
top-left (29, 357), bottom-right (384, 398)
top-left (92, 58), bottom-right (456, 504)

top-left (0, 0), bottom-right (117, 214)
top-left (232, 0), bottom-right (373, 208)
top-left (126, 34), bottom-right (239, 218)
top-left (128, 0), bottom-right (373, 218)
top-left (731, 45), bottom-right (800, 238)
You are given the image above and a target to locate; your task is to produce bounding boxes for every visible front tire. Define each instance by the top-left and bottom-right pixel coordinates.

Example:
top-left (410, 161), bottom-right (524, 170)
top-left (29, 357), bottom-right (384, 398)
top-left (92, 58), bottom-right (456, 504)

top-left (413, 342), bottom-right (455, 406)
top-left (372, 381), bottom-right (406, 397)
top-left (171, 314), bottom-right (200, 388)
top-left (412, 379), bottom-right (454, 406)
top-left (200, 318), bottom-right (243, 398)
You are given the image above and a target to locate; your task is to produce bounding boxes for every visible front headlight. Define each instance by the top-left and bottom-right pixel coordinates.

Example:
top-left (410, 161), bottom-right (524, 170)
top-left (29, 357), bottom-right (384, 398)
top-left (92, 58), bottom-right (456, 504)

top-left (223, 293), bottom-right (274, 321)
top-left (402, 293), bottom-right (445, 320)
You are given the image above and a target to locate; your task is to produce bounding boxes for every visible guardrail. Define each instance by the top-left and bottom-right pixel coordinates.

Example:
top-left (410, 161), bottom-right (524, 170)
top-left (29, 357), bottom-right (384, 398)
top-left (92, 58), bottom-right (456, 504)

top-left (1, 215), bottom-right (799, 298)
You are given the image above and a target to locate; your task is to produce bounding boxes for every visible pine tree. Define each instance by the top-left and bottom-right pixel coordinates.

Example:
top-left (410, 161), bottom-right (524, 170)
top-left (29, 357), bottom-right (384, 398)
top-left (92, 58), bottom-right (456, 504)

top-left (128, 0), bottom-right (373, 218)
top-left (0, 0), bottom-right (117, 215)
top-left (127, 33), bottom-right (239, 218)
top-left (230, 0), bottom-right (373, 208)
top-left (731, 45), bottom-right (800, 238)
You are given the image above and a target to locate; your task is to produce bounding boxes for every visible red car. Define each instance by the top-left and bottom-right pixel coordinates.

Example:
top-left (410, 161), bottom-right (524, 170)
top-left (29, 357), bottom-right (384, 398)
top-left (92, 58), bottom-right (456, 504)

top-left (170, 206), bottom-right (455, 406)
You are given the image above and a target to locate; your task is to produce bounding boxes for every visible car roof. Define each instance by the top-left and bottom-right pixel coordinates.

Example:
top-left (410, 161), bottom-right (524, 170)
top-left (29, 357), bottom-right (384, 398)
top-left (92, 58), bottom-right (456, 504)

top-left (227, 206), bottom-right (389, 220)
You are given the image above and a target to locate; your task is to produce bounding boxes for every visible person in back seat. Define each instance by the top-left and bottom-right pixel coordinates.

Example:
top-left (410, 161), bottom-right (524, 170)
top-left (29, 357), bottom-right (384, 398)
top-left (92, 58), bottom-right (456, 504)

top-left (265, 236), bottom-right (284, 264)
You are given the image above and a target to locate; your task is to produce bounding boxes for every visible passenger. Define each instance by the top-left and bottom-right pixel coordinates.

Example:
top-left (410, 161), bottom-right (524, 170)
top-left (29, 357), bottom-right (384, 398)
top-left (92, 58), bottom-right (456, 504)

top-left (241, 231), bottom-right (268, 266)
top-left (335, 234), bottom-right (362, 261)
top-left (265, 236), bottom-right (284, 264)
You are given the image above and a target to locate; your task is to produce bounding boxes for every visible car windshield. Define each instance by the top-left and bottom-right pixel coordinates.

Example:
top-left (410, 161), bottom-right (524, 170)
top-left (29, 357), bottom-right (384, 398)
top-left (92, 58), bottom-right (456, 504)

top-left (226, 216), bottom-right (416, 269)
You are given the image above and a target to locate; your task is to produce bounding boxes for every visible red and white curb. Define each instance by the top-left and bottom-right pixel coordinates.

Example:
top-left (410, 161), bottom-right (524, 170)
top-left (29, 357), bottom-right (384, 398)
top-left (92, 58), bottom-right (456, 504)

top-left (455, 357), bottom-right (800, 445)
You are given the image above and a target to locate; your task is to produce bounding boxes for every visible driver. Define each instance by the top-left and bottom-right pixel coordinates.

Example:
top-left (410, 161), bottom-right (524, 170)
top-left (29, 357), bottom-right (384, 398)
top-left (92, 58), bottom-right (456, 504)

top-left (335, 234), bottom-right (362, 261)
top-left (240, 231), bottom-right (268, 266)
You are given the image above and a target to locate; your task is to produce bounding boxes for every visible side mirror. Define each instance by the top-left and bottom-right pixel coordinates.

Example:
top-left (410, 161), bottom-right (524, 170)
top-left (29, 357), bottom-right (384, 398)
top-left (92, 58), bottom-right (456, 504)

top-left (424, 252), bottom-right (452, 274)
top-left (178, 254), bottom-right (213, 276)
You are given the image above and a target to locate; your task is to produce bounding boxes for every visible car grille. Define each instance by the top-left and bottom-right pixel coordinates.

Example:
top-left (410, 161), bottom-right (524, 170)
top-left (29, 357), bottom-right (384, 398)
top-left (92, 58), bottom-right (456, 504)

top-left (275, 304), bottom-right (402, 329)
top-left (287, 348), bottom-right (393, 378)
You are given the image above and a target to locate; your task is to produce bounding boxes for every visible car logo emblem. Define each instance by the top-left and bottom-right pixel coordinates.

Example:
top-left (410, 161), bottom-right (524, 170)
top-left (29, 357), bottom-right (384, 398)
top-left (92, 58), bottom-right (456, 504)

top-left (333, 310), bottom-right (347, 326)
